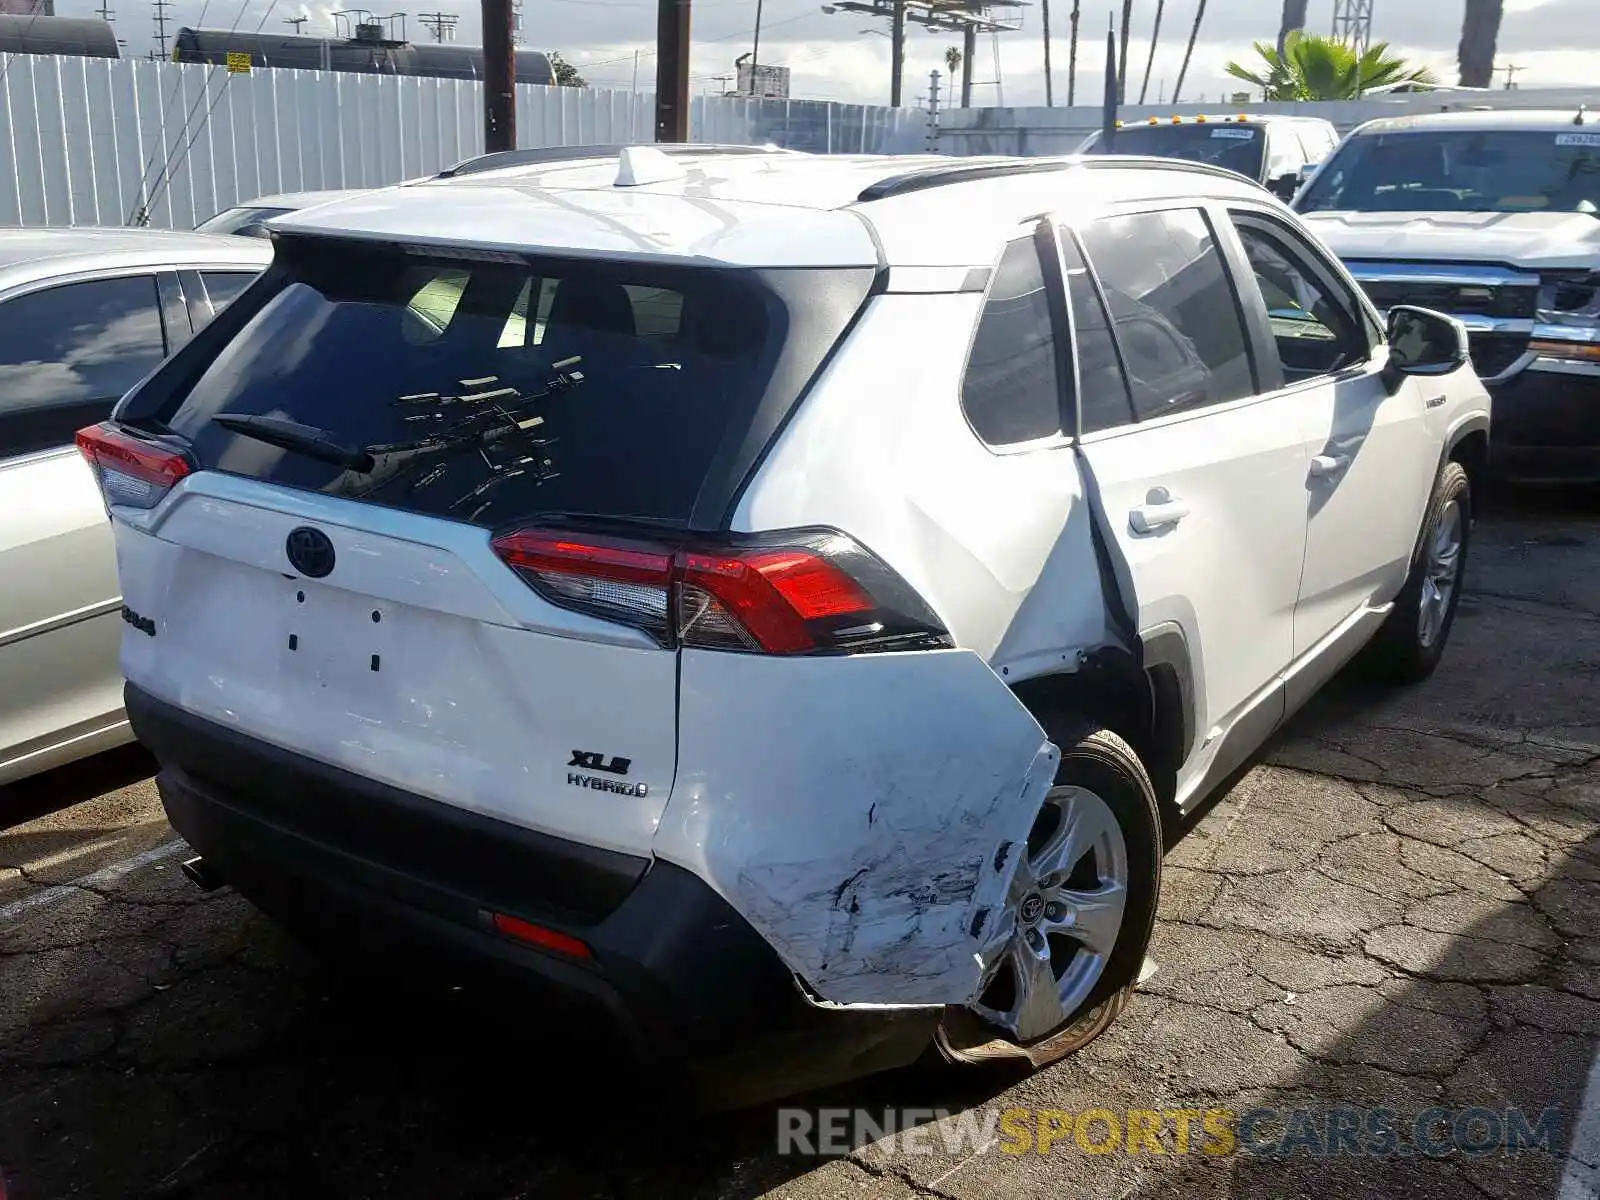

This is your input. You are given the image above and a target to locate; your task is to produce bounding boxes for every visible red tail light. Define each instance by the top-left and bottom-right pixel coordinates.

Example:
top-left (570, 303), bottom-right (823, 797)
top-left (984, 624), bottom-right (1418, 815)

top-left (491, 527), bottom-right (951, 656)
top-left (76, 422), bottom-right (193, 510)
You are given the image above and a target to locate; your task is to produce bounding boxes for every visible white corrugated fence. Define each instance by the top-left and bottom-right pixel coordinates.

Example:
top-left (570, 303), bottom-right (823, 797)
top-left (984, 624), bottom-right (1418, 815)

top-left (0, 54), bottom-right (925, 229)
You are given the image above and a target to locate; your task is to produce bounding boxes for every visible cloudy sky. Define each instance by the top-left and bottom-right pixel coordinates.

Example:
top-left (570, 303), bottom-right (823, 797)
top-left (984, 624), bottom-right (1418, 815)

top-left (70, 0), bottom-right (1600, 106)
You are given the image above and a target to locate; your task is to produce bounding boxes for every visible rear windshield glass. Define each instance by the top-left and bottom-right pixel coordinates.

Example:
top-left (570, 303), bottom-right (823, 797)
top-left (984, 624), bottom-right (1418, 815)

top-left (1082, 124), bottom-right (1266, 180)
top-left (160, 239), bottom-right (783, 527)
top-left (1297, 130), bottom-right (1600, 215)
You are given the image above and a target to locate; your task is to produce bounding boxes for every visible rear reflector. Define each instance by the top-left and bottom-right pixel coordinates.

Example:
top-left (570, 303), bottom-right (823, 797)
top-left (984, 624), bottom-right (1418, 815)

top-left (489, 912), bottom-right (593, 959)
top-left (75, 422), bottom-right (193, 510)
top-left (491, 526), bottom-right (951, 656)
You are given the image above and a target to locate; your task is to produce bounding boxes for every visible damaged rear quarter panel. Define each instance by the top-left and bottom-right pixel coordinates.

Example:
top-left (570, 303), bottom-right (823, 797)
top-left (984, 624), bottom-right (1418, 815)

top-left (655, 648), bottom-right (1058, 1007)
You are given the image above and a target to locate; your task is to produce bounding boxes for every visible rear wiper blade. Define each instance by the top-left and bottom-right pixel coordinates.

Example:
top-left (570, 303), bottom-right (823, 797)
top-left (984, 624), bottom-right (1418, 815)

top-left (211, 413), bottom-right (374, 473)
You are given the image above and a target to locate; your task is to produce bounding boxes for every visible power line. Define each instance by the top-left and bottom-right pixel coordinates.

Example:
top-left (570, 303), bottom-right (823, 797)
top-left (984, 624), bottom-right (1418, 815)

top-left (135, 0), bottom-right (283, 224)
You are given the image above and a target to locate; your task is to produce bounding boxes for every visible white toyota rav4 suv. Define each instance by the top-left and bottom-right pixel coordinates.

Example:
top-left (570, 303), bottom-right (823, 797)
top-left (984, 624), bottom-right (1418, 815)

top-left (80, 146), bottom-right (1489, 1105)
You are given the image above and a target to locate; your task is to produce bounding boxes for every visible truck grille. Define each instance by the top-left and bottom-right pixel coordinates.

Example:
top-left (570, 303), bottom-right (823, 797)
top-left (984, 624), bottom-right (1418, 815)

top-left (1360, 280), bottom-right (1537, 320)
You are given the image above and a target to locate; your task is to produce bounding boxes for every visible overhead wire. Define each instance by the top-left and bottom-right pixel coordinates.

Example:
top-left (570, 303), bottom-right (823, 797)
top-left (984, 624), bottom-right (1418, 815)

top-left (135, 0), bottom-right (284, 224)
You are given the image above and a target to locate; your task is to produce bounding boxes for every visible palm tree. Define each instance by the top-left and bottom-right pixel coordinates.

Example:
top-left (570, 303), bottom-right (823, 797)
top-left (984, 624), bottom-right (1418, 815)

top-left (1458, 0), bottom-right (1504, 88)
top-left (1139, 0), bottom-right (1165, 106)
top-left (1277, 0), bottom-right (1309, 57)
top-left (1173, 0), bottom-right (1206, 104)
top-left (1227, 31), bottom-right (1436, 101)
top-left (944, 44), bottom-right (965, 105)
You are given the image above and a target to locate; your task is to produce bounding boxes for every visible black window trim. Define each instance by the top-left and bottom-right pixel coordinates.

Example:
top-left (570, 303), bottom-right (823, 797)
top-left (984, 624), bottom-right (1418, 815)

top-left (1065, 198), bottom-right (1267, 438)
top-left (1045, 219), bottom-right (1135, 442)
top-left (956, 219), bottom-right (1077, 455)
top-left (1216, 200), bottom-right (1384, 397)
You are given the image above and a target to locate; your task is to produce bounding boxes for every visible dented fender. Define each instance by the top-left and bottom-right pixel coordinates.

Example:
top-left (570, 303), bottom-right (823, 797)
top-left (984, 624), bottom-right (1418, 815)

top-left (654, 648), bottom-right (1059, 1008)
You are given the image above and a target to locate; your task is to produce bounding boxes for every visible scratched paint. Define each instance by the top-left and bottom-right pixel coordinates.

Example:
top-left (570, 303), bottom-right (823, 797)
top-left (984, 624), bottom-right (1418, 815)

top-left (658, 648), bottom-right (1059, 1008)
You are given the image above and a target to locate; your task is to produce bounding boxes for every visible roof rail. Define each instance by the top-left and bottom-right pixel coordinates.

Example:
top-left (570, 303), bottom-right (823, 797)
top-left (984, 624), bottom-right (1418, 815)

top-left (855, 154), bottom-right (1259, 203)
top-left (437, 142), bottom-right (797, 179)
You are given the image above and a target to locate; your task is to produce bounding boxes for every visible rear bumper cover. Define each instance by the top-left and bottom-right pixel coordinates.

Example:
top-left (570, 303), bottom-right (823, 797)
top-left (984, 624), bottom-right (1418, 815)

top-left (127, 684), bottom-right (938, 1104)
top-left (1490, 366), bottom-right (1600, 482)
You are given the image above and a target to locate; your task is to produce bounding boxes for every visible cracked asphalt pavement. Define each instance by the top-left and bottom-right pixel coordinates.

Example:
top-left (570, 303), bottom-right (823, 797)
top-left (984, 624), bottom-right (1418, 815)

top-left (1, 490), bottom-right (1597, 1200)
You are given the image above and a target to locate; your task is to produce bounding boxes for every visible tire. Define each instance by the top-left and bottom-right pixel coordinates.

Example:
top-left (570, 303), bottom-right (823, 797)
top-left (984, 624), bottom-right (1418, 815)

top-left (935, 716), bottom-right (1163, 1070)
top-left (1361, 461), bottom-right (1471, 686)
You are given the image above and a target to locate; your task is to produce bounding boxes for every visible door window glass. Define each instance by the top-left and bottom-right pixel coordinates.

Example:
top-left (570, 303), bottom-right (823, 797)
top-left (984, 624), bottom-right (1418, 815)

top-left (1230, 215), bottom-right (1369, 382)
top-left (1061, 232), bottom-right (1135, 434)
top-left (1080, 210), bottom-right (1256, 421)
top-left (0, 275), bottom-right (166, 457)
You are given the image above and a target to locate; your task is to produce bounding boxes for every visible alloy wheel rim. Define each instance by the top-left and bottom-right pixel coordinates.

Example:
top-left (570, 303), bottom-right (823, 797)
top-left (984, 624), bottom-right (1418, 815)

top-left (1418, 499), bottom-right (1464, 650)
top-left (969, 785), bottom-right (1129, 1044)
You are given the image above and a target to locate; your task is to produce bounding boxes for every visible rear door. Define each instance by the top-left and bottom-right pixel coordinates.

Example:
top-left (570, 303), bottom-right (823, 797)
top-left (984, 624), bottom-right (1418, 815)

top-left (1067, 205), bottom-right (1309, 804)
top-left (0, 273), bottom-right (169, 772)
top-left (1220, 205), bottom-right (1432, 676)
top-left (112, 238), bottom-right (866, 857)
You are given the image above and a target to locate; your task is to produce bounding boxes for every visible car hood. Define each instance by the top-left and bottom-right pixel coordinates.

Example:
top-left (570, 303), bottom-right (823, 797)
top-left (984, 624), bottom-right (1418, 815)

top-left (1300, 210), bottom-right (1600, 271)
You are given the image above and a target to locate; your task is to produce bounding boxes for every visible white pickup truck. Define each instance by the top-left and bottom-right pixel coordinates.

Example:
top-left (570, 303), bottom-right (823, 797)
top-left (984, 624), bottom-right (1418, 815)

top-left (1295, 108), bottom-right (1600, 482)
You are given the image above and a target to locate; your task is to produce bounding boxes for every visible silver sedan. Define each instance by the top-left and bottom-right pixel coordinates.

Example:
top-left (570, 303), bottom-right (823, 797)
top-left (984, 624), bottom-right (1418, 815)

top-left (0, 228), bottom-right (272, 785)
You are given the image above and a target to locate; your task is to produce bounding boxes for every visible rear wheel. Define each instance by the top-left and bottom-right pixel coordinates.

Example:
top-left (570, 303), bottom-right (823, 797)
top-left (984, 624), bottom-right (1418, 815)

top-left (1362, 461), bottom-right (1471, 685)
top-left (936, 719), bottom-right (1162, 1069)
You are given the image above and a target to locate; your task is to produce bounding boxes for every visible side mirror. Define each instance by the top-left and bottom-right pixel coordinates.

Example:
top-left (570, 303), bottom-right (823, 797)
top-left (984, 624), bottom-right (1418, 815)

top-left (1299, 160), bottom-right (1324, 184)
top-left (1386, 305), bottom-right (1470, 378)
top-left (1268, 173), bottom-right (1300, 201)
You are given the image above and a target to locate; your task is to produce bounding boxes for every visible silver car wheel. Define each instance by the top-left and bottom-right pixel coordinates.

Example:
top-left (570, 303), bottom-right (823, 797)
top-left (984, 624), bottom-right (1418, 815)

top-left (1418, 499), bottom-right (1464, 650)
top-left (970, 784), bottom-right (1129, 1044)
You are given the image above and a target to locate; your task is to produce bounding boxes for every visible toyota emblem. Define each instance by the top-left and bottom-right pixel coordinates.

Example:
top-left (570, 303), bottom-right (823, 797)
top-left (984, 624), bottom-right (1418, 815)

top-left (285, 526), bottom-right (336, 578)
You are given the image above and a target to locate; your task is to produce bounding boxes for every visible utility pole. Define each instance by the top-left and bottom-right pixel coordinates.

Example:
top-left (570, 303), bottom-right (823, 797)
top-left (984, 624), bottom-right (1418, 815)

top-left (961, 22), bottom-right (975, 106)
top-left (284, 16), bottom-right (308, 32)
top-left (151, 0), bottom-right (171, 59)
top-left (750, 0), bottom-right (764, 93)
top-left (925, 68), bottom-right (940, 150)
top-left (419, 11), bottom-right (458, 42)
top-left (94, 1), bottom-right (114, 22)
top-left (1139, 0), bottom-right (1163, 105)
top-left (481, 0), bottom-right (516, 151)
top-left (1117, 0), bottom-right (1132, 104)
top-left (1498, 62), bottom-right (1522, 89)
top-left (1067, 0), bottom-right (1080, 105)
top-left (654, 0), bottom-right (691, 142)
top-left (889, 0), bottom-right (906, 107)
top-left (1041, 0), bottom-right (1053, 107)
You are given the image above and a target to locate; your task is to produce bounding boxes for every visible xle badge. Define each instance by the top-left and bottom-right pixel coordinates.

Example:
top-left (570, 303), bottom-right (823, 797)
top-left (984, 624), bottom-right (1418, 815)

top-left (567, 751), bottom-right (648, 798)
top-left (568, 750), bottom-right (631, 776)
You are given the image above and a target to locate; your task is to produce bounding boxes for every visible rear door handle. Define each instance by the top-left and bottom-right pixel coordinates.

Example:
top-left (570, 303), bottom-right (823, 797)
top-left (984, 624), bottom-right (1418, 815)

top-left (1129, 498), bottom-right (1190, 534)
top-left (1309, 454), bottom-right (1350, 479)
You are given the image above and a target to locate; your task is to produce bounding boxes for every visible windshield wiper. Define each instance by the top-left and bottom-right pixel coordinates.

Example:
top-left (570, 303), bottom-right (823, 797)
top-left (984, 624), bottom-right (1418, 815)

top-left (211, 413), bottom-right (374, 473)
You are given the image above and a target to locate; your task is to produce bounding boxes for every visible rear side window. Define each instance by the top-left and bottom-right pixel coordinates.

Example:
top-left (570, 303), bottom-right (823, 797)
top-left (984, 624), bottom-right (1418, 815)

top-left (160, 241), bottom-right (792, 527)
top-left (1080, 210), bottom-right (1255, 422)
top-left (0, 275), bottom-right (166, 458)
top-left (961, 234), bottom-right (1063, 447)
top-left (201, 271), bottom-right (256, 311)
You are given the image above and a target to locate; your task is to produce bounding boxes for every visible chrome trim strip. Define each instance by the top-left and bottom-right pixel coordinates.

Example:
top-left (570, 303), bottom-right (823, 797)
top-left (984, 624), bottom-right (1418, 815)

top-left (1344, 261), bottom-right (1542, 289)
top-left (1528, 358), bottom-right (1600, 378)
top-left (1532, 323), bottom-right (1600, 345)
top-left (0, 596), bottom-right (122, 651)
